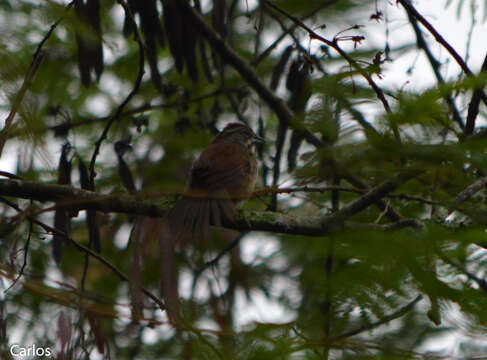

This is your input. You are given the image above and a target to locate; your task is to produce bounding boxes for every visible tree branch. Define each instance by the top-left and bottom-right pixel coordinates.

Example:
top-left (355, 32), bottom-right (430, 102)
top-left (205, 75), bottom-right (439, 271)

top-left (45, 87), bottom-right (242, 136)
top-left (323, 170), bottom-right (422, 225)
top-left (465, 53), bottom-right (487, 135)
top-left (260, 185), bottom-right (441, 206)
top-left (4, 221), bottom-right (33, 293)
top-left (0, 177), bottom-right (421, 236)
top-left (446, 176), bottom-right (487, 219)
top-left (442, 257), bottom-right (487, 294)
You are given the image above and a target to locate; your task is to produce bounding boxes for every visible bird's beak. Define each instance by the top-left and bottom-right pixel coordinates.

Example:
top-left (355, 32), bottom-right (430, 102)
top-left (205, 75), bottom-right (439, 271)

top-left (252, 134), bottom-right (265, 145)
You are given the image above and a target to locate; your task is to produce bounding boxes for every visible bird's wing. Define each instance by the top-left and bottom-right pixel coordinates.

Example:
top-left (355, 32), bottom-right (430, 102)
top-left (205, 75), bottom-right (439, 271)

top-left (188, 141), bottom-right (253, 197)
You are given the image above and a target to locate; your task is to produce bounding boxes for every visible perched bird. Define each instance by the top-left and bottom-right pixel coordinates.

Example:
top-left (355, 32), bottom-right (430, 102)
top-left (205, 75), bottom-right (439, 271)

top-left (168, 122), bottom-right (264, 239)
top-left (131, 122), bottom-right (263, 324)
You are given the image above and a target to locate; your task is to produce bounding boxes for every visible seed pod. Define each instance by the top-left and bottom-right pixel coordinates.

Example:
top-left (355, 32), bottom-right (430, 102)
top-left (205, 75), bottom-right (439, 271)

top-left (78, 158), bottom-right (101, 253)
top-left (162, 0), bottom-right (185, 73)
top-left (53, 143), bottom-right (72, 263)
top-left (115, 140), bottom-right (137, 194)
top-left (74, 0), bottom-right (104, 86)
top-left (271, 45), bottom-right (293, 91)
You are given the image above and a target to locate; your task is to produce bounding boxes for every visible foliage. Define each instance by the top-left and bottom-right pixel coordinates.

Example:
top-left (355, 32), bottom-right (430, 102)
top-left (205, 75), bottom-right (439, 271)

top-left (0, 0), bottom-right (487, 359)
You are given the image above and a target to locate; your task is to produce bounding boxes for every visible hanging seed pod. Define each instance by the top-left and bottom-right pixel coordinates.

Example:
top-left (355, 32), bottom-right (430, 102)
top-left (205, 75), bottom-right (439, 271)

top-left (271, 45), bottom-right (293, 91)
top-left (115, 140), bottom-right (137, 194)
top-left (53, 142), bottom-right (72, 263)
top-left (182, 7), bottom-right (199, 82)
top-left (78, 158), bottom-right (101, 253)
top-left (199, 35), bottom-right (214, 82)
top-left (139, 0), bottom-right (166, 90)
top-left (162, 0), bottom-right (185, 73)
top-left (74, 0), bottom-right (104, 87)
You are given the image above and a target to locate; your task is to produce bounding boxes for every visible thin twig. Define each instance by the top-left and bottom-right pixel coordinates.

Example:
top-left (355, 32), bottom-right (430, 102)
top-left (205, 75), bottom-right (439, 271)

top-left (336, 295), bottom-right (423, 338)
top-left (46, 87), bottom-right (243, 136)
top-left (255, 186), bottom-right (442, 205)
top-left (80, 232), bottom-right (92, 291)
top-left (88, 0), bottom-right (146, 187)
top-left (348, 218), bottom-right (423, 231)
top-left (374, 199), bottom-right (389, 224)
top-left (4, 222), bottom-right (33, 293)
top-left (83, 0), bottom-right (145, 294)
top-left (442, 257), bottom-right (487, 293)
top-left (0, 53), bottom-right (44, 157)
top-left (263, 6), bottom-right (309, 61)
top-left (34, 1), bottom-right (75, 60)
top-left (271, 121), bottom-right (287, 211)
top-left (252, 0), bottom-right (340, 66)
top-left (464, 3), bottom-right (477, 66)
top-left (0, 196), bottom-right (166, 311)
top-left (195, 233), bottom-right (247, 275)
top-left (262, 1), bottom-right (393, 117)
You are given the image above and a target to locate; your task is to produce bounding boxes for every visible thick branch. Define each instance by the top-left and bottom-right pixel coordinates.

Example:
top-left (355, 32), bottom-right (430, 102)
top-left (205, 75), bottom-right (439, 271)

top-left (344, 174), bottom-right (404, 223)
top-left (0, 178), bottom-right (419, 236)
top-left (324, 171), bottom-right (422, 226)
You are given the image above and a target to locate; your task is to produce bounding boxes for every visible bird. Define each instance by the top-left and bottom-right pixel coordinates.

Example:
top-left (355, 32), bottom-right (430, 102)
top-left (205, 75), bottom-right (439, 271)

top-left (130, 122), bottom-right (264, 324)
top-left (168, 122), bottom-right (264, 239)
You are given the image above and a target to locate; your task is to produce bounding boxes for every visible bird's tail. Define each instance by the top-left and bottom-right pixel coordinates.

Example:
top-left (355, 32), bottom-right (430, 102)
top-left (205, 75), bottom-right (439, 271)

top-left (167, 196), bottom-right (236, 240)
